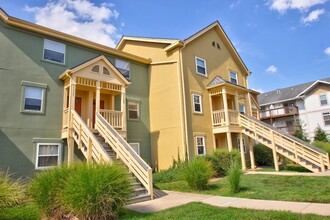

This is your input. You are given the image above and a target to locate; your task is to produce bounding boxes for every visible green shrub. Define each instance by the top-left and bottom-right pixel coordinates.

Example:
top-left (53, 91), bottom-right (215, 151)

top-left (206, 149), bottom-right (240, 176)
top-left (29, 165), bottom-right (72, 217)
top-left (153, 168), bottom-right (183, 184)
top-left (60, 163), bottom-right (131, 220)
top-left (182, 157), bottom-right (214, 190)
top-left (313, 141), bottom-right (330, 155)
top-left (254, 143), bottom-right (274, 166)
top-left (313, 125), bottom-right (329, 142)
top-left (0, 172), bottom-right (26, 210)
top-left (227, 160), bottom-right (241, 193)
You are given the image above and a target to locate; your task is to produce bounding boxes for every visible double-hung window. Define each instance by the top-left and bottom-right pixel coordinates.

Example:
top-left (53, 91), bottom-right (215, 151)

top-left (323, 112), bottom-right (330, 126)
top-left (129, 143), bottom-right (140, 155)
top-left (115, 59), bottom-right (130, 79)
top-left (239, 104), bottom-right (245, 114)
top-left (21, 81), bottom-right (47, 114)
top-left (195, 57), bottom-right (207, 76)
top-left (43, 39), bottom-right (66, 64)
top-left (230, 71), bottom-right (238, 85)
top-left (320, 94), bottom-right (328, 106)
top-left (196, 136), bottom-right (206, 155)
top-left (36, 143), bottom-right (62, 169)
top-left (193, 94), bottom-right (202, 113)
top-left (128, 101), bottom-right (139, 120)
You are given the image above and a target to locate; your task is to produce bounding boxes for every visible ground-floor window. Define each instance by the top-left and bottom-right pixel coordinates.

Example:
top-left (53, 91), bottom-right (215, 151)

top-left (237, 137), bottom-right (246, 153)
top-left (36, 143), bottom-right (62, 169)
top-left (129, 143), bottom-right (140, 155)
top-left (196, 136), bottom-right (206, 155)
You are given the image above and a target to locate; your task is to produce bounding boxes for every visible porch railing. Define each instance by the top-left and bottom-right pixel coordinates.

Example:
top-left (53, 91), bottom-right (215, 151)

top-left (212, 109), bottom-right (239, 126)
top-left (99, 109), bottom-right (123, 129)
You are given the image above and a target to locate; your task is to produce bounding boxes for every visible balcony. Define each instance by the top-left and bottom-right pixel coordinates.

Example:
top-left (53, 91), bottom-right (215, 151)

top-left (260, 106), bottom-right (298, 120)
top-left (212, 109), bottom-right (239, 127)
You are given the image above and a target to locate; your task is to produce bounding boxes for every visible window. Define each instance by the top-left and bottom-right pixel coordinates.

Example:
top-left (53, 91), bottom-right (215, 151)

top-left (323, 112), bottom-right (330, 126)
top-left (239, 104), bottom-right (245, 114)
top-left (195, 57), bottom-right (207, 76)
top-left (230, 71), bottom-right (238, 85)
top-left (36, 143), bottom-right (61, 169)
top-left (128, 101), bottom-right (139, 120)
top-left (43, 39), bottom-right (65, 64)
top-left (115, 59), bottom-right (130, 79)
top-left (21, 81), bottom-right (47, 114)
top-left (103, 67), bottom-right (110, 75)
top-left (320, 94), bottom-right (328, 106)
top-left (196, 136), bottom-right (206, 155)
top-left (129, 143), bottom-right (140, 155)
top-left (237, 137), bottom-right (246, 153)
top-left (91, 65), bottom-right (99, 73)
top-left (193, 94), bottom-right (202, 113)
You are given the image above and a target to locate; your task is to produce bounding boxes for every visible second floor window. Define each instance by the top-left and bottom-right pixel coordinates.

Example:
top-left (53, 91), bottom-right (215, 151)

top-left (43, 39), bottom-right (65, 64)
top-left (193, 94), bottom-right (202, 113)
top-left (320, 94), bottom-right (328, 106)
top-left (195, 57), bottom-right (207, 76)
top-left (128, 101), bottom-right (139, 120)
top-left (115, 59), bottom-right (130, 79)
top-left (230, 71), bottom-right (238, 85)
top-left (323, 112), bottom-right (330, 126)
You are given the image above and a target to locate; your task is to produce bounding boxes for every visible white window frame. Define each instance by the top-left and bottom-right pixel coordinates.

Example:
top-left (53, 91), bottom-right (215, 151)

top-left (320, 94), bottom-right (328, 106)
top-left (115, 59), bottom-right (130, 79)
top-left (323, 112), bottom-right (330, 126)
top-left (196, 136), bottom-right (206, 155)
top-left (21, 81), bottom-right (47, 114)
top-left (43, 39), bottom-right (66, 64)
top-left (237, 137), bottom-right (246, 153)
top-left (195, 56), bottom-right (207, 76)
top-left (128, 101), bottom-right (140, 120)
top-left (192, 94), bottom-right (203, 114)
top-left (35, 143), bottom-right (62, 170)
top-left (129, 143), bottom-right (140, 155)
top-left (230, 71), bottom-right (238, 85)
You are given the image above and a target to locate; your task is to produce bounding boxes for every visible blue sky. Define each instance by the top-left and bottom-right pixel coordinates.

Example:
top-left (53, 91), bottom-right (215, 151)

top-left (1, 0), bottom-right (330, 93)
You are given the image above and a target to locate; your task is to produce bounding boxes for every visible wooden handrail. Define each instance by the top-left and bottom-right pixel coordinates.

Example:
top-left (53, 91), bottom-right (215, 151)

top-left (240, 114), bottom-right (329, 172)
top-left (95, 113), bottom-right (153, 198)
top-left (212, 109), bottom-right (239, 126)
top-left (71, 110), bottom-right (111, 163)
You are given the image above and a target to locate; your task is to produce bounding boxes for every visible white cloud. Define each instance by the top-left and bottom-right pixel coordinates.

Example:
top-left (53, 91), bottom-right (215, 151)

top-left (25, 0), bottom-right (120, 47)
top-left (251, 88), bottom-right (264, 93)
top-left (230, 0), bottom-right (240, 9)
top-left (266, 65), bottom-right (278, 73)
top-left (324, 47), bottom-right (330, 55)
top-left (302, 9), bottom-right (325, 23)
top-left (268, 0), bottom-right (328, 13)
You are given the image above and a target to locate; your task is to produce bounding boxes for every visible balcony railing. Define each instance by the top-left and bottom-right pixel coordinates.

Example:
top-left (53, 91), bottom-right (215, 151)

top-left (260, 106), bottom-right (298, 119)
top-left (99, 109), bottom-right (123, 129)
top-left (212, 109), bottom-right (239, 127)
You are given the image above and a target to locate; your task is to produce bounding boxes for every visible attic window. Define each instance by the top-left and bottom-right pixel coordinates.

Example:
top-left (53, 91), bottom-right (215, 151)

top-left (91, 65), bottom-right (99, 73)
top-left (103, 67), bottom-right (110, 75)
top-left (212, 41), bottom-right (216, 47)
top-left (217, 43), bottom-right (221, 49)
top-left (276, 89), bottom-right (281, 94)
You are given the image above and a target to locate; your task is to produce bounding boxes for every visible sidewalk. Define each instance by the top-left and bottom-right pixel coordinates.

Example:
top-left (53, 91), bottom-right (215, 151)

top-left (126, 190), bottom-right (330, 216)
top-left (244, 170), bottom-right (330, 177)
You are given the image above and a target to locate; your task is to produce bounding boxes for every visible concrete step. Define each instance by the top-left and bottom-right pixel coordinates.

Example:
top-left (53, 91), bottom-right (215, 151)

top-left (126, 193), bottom-right (151, 205)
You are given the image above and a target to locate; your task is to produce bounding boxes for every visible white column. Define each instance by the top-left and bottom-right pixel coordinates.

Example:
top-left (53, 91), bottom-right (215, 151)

top-left (121, 87), bottom-right (127, 132)
top-left (226, 132), bottom-right (233, 151)
top-left (239, 133), bottom-right (247, 171)
top-left (222, 87), bottom-right (229, 126)
top-left (68, 76), bottom-right (76, 165)
top-left (248, 137), bottom-right (256, 169)
top-left (95, 81), bottom-right (101, 113)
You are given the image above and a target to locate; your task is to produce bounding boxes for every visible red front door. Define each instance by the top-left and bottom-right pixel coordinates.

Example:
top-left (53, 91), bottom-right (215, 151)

top-left (75, 97), bottom-right (82, 116)
top-left (93, 100), bottom-right (104, 126)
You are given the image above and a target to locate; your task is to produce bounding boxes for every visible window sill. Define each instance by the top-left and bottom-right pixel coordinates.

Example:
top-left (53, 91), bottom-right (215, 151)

top-left (41, 59), bottom-right (66, 66)
top-left (21, 110), bottom-right (45, 115)
top-left (196, 72), bottom-right (208, 77)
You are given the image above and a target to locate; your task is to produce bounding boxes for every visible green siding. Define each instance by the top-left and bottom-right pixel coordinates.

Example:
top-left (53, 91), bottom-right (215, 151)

top-left (0, 21), bottom-right (151, 177)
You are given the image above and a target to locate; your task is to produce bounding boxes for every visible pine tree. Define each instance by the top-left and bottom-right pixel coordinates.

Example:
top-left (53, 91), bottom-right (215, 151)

top-left (294, 120), bottom-right (310, 142)
top-left (314, 125), bottom-right (328, 142)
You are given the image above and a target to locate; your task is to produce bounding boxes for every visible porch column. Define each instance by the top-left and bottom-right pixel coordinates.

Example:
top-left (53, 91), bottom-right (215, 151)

top-left (222, 87), bottom-right (229, 126)
top-left (95, 81), bottom-right (101, 113)
top-left (68, 76), bottom-right (76, 165)
top-left (235, 91), bottom-right (239, 112)
top-left (121, 87), bottom-right (127, 132)
top-left (226, 132), bottom-right (233, 151)
top-left (248, 137), bottom-right (256, 169)
top-left (239, 133), bottom-right (247, 171)
top-left (245, 92), bottom-right (252, 116)
top-left (87, 91), bottom-right (93, 129)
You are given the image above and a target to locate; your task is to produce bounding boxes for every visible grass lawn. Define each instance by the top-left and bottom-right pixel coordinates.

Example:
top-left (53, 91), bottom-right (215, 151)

top-left (0, 204), bottom-right (41, 220)
top-left (119, 202), bottom-right (328, 220)
top-left (156, 174), bottom-right (330, 203)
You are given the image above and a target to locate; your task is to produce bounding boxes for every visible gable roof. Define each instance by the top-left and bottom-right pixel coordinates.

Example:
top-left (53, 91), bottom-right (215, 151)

top-left (258, 77), bottom-right (330, 106)
top-left (59, 55), bottom-right (130, 86)
top-left (0, 8), bottom-right (150, 65)
top-left (116, 36), bottom-right (181, 49)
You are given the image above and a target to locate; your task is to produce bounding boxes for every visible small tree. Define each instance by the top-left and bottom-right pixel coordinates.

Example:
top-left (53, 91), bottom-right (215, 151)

top-left (294, 120), bottom-right (310, 142)
top-left (314, 125), bottom-right (328, 142)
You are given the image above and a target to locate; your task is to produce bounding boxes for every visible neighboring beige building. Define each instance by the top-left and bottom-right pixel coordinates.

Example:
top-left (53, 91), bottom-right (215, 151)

top-left (117, 22), bottom-right (260, 170)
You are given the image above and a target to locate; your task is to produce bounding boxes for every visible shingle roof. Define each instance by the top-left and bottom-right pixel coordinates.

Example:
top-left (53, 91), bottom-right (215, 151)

top-left (258, 77), bottom-right (330, 106)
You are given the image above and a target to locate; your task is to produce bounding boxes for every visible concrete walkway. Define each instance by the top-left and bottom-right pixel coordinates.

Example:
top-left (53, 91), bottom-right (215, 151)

top-left (245, 170), bottom-right (330, 176)
top-left (126, 190), bottom-right (330, 216)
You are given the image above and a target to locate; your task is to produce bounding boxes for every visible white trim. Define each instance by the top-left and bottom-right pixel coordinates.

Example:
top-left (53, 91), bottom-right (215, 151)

top-left (297, 80), bottom-right (330, 97)
top-left (195, 56), bottom-right (207, 76)
top-left (35, 142), bottom-right (62, 170)
top-left (195, 136), bottom-right (206, 155)
top-left (129, 143), bottom-right (140, 155)
top-left (192, 94), bottom-right (203, 114)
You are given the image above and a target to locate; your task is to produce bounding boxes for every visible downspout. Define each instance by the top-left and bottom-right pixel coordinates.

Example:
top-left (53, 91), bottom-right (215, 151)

top-left (178, 46), bottom-right (190, 161)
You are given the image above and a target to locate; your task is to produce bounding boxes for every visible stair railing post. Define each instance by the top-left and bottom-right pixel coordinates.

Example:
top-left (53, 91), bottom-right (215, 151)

top-left (293, 142), bottom-right (298, 163)
top-left (320, 154), bottom-right (325, 172)
top-left (270, 130), bottom-right (279, 171)
top-left (87, 137), bottom-right (92, 162)
top-left (78, 124), bottom-right (82, 149)
top-left (148, 168), bottom-right (154, 199)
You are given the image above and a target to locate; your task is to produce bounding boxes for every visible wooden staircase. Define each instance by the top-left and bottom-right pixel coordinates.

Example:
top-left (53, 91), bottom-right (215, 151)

top-left (70, 110), bottom-right (153, 203)
top-left (240, 114), bottom-right (330, 173)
